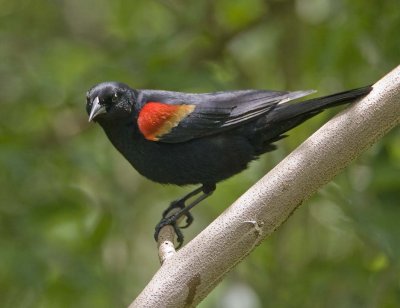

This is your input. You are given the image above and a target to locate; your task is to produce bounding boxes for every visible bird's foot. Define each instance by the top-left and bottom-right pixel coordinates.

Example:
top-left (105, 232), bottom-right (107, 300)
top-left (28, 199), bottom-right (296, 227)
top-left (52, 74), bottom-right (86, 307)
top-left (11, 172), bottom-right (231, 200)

top-left (154, 199), bottom-right (194, 248)
top-left (154, 184), bottom-right (215, 248)
top-left (154, 215), bottom-right (185, 249)
top-left (162, 200), bottom-right (194, 228)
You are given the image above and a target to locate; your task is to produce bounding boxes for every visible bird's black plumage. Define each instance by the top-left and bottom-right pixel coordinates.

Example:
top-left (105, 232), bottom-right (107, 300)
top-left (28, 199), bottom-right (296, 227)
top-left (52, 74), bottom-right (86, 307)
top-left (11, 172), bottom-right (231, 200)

top-left (86, 82), bottom-right (371, 246)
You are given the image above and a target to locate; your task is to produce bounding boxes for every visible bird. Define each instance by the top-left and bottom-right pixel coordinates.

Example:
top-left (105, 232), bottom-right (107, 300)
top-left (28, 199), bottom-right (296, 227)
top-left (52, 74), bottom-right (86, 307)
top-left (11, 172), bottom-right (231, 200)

top-left (86, 82), bottom-right (371, 247)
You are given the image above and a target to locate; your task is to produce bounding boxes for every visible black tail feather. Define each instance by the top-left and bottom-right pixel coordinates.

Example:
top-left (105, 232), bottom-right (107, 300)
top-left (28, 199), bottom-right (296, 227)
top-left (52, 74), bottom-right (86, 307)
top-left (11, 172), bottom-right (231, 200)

top-left (253, 85), bottom-right (372, 154)
top-left (268, 85), bottom-right (372, 123)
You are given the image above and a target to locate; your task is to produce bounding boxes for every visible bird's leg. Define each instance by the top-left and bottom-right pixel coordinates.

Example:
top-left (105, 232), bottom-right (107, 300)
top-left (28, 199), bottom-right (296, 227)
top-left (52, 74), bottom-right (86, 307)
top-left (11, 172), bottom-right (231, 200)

top-left (154, 184), bottom-right (216, 248)
top-left (161, 186), bottom-right (204, 225)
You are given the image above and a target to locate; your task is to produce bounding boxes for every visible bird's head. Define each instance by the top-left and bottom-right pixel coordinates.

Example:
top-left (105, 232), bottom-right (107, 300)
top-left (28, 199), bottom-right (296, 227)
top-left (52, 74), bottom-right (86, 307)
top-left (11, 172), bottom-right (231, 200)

top-left (86, 82), bottom-right (135, 122)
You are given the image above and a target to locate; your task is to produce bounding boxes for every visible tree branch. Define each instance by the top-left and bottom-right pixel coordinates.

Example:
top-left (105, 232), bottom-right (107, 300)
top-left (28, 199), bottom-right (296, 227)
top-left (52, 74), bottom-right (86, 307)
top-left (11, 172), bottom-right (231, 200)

top-left (157, 225), bottom-right (176, 264)
top-left (130, 66), bottom-right (400, 308)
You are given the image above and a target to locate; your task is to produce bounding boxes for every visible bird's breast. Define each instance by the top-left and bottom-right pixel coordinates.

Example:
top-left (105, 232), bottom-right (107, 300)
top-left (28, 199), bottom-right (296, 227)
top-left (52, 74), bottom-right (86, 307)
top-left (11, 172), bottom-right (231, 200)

top-left (101, 122), bottom-right (257, 186)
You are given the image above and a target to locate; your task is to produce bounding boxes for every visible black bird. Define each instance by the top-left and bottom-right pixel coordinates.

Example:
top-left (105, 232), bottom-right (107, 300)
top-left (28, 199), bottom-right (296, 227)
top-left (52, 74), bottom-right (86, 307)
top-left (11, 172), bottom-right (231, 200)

top-left (86, 82), bottom-right (371, 246)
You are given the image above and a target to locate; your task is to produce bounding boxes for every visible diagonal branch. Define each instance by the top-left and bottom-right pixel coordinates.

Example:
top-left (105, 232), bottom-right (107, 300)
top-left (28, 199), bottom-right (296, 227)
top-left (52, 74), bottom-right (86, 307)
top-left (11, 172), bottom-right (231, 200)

top-left (130, 66), bottom-right (400, 308)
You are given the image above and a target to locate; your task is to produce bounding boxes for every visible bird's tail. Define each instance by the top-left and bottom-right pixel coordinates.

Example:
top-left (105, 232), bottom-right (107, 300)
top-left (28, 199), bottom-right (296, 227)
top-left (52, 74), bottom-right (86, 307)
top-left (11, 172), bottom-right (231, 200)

top-left (253, 85), bottom-right (372, 153)
top-left (268, 85), bottom-right (372, 123)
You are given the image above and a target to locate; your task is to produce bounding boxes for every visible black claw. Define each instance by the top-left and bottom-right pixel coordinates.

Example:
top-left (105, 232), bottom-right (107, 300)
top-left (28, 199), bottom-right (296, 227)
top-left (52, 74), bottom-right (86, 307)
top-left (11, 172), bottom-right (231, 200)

top-left (154, 216), bottom-right (184, 249)
top-left (161, 199), bottom-right (193, 228)
top-left (154, 224), bottom-right (161, 242)
top-left (174, 224), bottom-right (184, 249)
top-left (154, 217), bottom-right (170, 241)
top-left (180, 212), bottom-right (194, 229)
top-left (154, 184), bottom-right (216, 248)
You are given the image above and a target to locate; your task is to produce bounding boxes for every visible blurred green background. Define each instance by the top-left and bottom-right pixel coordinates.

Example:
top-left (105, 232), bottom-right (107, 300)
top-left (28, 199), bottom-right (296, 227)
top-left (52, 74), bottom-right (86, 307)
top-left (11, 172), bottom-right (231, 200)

top-left (1, 0), bottom-right (399, 307)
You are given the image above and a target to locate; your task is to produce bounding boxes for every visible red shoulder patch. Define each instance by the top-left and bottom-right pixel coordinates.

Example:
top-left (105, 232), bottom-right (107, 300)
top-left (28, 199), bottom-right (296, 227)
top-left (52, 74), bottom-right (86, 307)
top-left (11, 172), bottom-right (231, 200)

top-left (138, 102), bottom-right (195, 141)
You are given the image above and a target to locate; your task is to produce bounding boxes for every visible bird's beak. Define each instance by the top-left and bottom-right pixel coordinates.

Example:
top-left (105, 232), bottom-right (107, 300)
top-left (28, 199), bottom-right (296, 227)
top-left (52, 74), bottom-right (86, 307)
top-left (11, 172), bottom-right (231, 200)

top-left (88, 97), bottom-right (106, 122)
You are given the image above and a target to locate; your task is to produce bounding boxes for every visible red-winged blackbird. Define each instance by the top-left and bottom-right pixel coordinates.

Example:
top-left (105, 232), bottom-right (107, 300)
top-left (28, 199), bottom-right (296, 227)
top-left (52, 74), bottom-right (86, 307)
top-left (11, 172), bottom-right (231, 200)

top-left (86, 82), bottom-right (371, 246)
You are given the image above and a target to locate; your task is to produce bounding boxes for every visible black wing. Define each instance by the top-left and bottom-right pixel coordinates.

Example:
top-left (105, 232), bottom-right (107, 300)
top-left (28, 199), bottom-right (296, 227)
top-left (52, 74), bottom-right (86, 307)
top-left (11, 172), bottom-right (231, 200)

top-left (137, 89), bottom-right (315, 143)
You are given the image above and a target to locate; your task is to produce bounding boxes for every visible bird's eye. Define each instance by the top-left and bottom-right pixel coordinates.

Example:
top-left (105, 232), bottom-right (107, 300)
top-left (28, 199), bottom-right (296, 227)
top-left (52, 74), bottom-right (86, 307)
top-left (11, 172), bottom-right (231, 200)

top-left (112, 92), bottom-right (118, 103)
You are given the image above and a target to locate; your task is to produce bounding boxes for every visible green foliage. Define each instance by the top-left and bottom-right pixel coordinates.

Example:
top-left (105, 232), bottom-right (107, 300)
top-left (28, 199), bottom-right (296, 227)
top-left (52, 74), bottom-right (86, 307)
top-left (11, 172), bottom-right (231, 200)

top-left (0, 0), bottom-right (399, 307)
